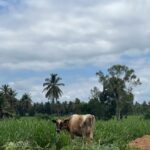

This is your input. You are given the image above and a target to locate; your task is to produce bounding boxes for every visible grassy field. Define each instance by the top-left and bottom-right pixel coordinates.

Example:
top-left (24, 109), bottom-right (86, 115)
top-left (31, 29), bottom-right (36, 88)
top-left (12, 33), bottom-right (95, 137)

top-left (0, 116), bottom-right (150, 150)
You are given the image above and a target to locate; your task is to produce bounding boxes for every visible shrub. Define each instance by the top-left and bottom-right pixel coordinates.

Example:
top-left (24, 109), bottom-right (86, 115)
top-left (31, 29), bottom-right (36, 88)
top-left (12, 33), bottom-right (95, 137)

top-left (144, 110), bottom-right (150, 119)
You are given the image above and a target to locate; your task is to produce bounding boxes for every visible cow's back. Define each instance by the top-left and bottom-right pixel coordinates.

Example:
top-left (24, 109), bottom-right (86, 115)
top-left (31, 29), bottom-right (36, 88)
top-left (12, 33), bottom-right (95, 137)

top-left (68, 114), bottom-right (95, 137)
top-left (68, 114), bottom-right (83, 136)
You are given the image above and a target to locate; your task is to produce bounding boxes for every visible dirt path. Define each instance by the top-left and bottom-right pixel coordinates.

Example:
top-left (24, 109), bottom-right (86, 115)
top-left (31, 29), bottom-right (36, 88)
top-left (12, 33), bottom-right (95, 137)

top-left (129, 135), bottom-right (150, 150)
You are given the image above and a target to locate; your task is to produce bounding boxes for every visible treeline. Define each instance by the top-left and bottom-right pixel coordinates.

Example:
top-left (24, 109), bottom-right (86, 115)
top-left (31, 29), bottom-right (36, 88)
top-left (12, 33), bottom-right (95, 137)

top-left (29, 98), bottom-right (150, 120)
top-left (0, 64), bottom-right (150, 120)
top-left (0, 85), bottom-right (32, 118)
top-left (0, 84), bottom-right (149, 120)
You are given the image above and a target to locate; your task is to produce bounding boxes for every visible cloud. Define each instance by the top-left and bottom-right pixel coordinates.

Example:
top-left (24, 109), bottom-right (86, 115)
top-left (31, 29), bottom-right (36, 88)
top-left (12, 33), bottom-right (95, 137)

top-left (8, 76), bottom-right (100, 103)
top-left (0, 0), bottom-right (150, 71)
top-left (0, 0), bottom-right (150, 102)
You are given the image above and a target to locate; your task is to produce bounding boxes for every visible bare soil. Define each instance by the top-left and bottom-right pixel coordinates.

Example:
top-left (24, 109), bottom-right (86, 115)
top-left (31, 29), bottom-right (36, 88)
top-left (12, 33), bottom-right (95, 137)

top-left (129, 135), bottom-right (150, 150)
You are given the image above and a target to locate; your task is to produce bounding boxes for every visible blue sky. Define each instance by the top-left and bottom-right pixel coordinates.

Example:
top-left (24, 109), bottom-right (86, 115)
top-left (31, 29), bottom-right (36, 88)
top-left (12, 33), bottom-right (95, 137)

top-left (0, 0), bottom-right (150, 103)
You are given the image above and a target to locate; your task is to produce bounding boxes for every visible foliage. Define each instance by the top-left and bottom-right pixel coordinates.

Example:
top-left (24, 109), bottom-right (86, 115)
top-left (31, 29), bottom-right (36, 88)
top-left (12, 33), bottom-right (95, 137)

top-left (144, 110), bottom-right (150, 119)
top-left (96, 64), bottom-right (141, 120)
top-left (0, 84), bottom-right (17, 114)
top-left (17, 93), bottom-right (32, 116)
top-left (3, 141), bottom-right (33, 150)
top-left (43, 74), bottom-right (65, 103)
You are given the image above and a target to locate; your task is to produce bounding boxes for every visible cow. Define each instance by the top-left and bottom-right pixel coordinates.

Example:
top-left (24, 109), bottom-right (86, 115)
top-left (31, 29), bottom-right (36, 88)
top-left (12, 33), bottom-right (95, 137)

top-left (52, 114), bottom-right (95, 141)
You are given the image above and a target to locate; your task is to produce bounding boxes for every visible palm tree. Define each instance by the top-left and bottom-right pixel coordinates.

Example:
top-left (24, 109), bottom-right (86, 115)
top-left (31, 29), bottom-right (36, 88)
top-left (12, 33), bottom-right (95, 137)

top-left (20, 93), bottom-right (32, 115)
top-left (0, 93), bottom-right (4, 118)
top-left (8, 89), bottom-right (17, 110)
top-left (0, 84), bottom-right (17, 112)
top-left (0, 84), bottom-right (11, 110)
top-left (0, 84), bottom-right (10, 96)
top-left (43, 74), bottom-right (65, 103)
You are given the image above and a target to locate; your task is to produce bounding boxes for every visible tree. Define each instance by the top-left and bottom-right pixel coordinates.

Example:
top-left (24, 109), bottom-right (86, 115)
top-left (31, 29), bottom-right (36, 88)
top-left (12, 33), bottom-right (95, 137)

top-left (19, 93), bottom-right (32, 116)
top-left (8, 88), bottom-right (17, 111)
top-left (0, 84), bottom-right (10, 109)
top-left (0, 84), bottom-right (17, 113)
top-left (0, 84), bottom-right (10, 96)
top-left (0, 93), bottom-right (4, 118)
top-left (89, 86), bottom-right (115, 120)
top-left (96, 64), bottom-right (141, 120)
top-left (90, 87), bottom-right (101, 100)
top-left (43, 74), bottom-right (64, 103)
top-left (74, 98), bottom-right (81, 113)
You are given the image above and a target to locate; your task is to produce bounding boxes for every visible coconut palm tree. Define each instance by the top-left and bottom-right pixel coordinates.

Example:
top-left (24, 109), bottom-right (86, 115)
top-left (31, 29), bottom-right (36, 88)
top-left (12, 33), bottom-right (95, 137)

top-left (8, 89), bottom-right (17, 110)
top-left (0, 84), bottom-right (17, 112)
top-left (43, 74), bottom-right (65, 103)
top-left (0, 84), bottom-right (10, 96)
top-left (0, 84), bottom-right (11, 110)
top-left (0, 93), bottom-right (4, 118)
top-left (20, 93), bottom-right (32, 115)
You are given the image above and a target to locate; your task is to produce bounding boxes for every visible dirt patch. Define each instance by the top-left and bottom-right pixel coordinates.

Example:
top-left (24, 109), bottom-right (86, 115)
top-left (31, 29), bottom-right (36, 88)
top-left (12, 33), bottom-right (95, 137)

top-left (129, 135), bottom-right (150, 150)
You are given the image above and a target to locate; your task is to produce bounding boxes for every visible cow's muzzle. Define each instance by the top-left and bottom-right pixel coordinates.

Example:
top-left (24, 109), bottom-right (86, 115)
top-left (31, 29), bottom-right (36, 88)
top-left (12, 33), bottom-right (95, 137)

top-left (56, 129), bottom-right (60, 133)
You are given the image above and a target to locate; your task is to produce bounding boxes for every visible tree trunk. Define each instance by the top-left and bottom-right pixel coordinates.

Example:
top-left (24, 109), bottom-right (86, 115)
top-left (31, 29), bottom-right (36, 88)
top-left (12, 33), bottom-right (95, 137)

top-left (56, 99), bottom-right (60, 116)
top-left (116, 93), bottom-right (121, 121)
top-left (0, 108), bottom-right (2, 118)
top-left (116, 103), bottom-right (121, 121)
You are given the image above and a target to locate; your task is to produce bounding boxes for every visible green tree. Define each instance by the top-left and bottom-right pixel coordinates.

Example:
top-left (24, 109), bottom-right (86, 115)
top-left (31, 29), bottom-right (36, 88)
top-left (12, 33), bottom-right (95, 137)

top-left (74, 98), bottom-right (81, 113)
top-left (8, 88), bottom-right (17, 111)
top-left (0, 84), bottom-right (10, 96)
top-left (96, 64), bottom-right (141, 120)
top-left (0, 84), bottom-right (17, 112)
top-left (0, 93), bottom-right (4, 118)
top-left (43, 74), bottom-right (64, 103)
top-left (19, 93), bottom-right (32, 116)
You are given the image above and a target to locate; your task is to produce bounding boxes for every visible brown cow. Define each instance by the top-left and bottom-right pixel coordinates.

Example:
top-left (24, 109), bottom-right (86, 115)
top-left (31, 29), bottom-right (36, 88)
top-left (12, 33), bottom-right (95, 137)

top-left (52, 114), bottom-right (95, 140)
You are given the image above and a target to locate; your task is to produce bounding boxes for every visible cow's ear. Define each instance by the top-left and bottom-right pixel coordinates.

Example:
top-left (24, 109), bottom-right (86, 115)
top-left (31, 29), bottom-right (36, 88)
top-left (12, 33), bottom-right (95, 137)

top-left (52, 119), bottom-right (57, 123)
top-left (63, 117), bottom-right (70, 124)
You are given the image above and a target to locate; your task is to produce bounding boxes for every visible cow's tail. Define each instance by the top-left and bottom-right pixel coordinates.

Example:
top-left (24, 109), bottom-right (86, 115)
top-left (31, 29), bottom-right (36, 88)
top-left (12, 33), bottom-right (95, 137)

top-left (91, 115), bottom-right (95, 129)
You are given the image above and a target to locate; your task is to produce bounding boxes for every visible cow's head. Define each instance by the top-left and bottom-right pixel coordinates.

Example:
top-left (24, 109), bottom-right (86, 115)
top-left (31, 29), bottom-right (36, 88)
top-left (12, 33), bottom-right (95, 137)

top-left (52, 118), bottom-right (70, 133)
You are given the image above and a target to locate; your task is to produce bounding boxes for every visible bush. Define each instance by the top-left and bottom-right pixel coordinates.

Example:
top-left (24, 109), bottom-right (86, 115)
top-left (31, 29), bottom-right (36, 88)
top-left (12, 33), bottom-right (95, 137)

top-left (144, 110), bottom-right (150, 119)
top-left (35, 114), bottom-right (51, 120)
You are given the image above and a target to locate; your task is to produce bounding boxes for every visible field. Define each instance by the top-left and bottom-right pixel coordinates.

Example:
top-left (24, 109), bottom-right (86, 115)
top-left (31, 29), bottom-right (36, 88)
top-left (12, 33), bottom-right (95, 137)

top-left (0, 116), bottom-right (150, 150)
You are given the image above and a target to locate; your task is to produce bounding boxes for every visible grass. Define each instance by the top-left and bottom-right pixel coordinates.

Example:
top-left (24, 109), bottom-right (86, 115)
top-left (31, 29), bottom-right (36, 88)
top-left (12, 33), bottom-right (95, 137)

top-left (0, 116), bottom-right (150, 150)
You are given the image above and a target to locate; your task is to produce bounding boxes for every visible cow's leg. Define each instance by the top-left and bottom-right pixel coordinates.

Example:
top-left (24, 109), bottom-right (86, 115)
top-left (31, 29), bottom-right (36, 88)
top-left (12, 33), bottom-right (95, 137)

top-left (81, 133), bottom-right (86, 150)
top-left (81, 137), bottom-right (85, 150)
top-left (89, 131), bottom-right (93, 140)
top-left (71, 134), bottom-right (76, 150)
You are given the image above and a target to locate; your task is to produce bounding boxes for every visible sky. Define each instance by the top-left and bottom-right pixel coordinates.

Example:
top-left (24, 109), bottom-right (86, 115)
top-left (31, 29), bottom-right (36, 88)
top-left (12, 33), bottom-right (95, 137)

top-left (0, 0), bottom-right (150, 103)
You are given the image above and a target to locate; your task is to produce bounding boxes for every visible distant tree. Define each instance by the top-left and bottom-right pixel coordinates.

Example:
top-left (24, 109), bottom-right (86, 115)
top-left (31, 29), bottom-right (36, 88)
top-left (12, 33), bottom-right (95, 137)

top-left (0, 84), bottom-right (17, 113)
top-left (62, 101), bottom-right (68, 114)
top-left (96, 64), bottom-right (141, 120)
top-left (68, 101), bottom-right (75, 114)
top-left (43, 74), bottom-right (64, 103)
top-left (89, 86), bottom-right (115, 120)
top-left (90, 87), bottom-right (101, 100)
top-left (0, 84), bottom-right (10, 109)
top-left (8, 88), bottom-right (17, 111)
top-left (74, 98), bottom-right (81, 113)
top-left (141, 101), bottom-right (149, 113)
top-left (0, 93), bottom-right (4, 118)
top-left (19, 93), bottom-right (32, 116)
top-left (0, 84), bottom-right (10, 96)
top-left (44, 102), bottom-right (51, 114)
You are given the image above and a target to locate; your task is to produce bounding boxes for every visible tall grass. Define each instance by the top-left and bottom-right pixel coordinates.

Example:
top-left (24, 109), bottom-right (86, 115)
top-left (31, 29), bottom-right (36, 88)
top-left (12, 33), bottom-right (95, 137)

top-left (0, 116), bottom-right (149, 150)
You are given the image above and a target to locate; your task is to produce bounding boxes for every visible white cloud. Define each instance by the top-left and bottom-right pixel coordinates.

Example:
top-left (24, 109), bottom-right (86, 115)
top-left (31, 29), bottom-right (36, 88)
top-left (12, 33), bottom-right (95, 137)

top-left (0, 0), bottom-right (150, 102)
top-left (0, 0), bottom-right (149, 70)
top-left (8, 76), bottom-right (100, 103)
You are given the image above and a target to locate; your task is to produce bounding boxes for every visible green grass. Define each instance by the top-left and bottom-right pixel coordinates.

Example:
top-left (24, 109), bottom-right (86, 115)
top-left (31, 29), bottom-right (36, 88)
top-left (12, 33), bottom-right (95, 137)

top-left (0, 116), bottom-right (150, 150)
